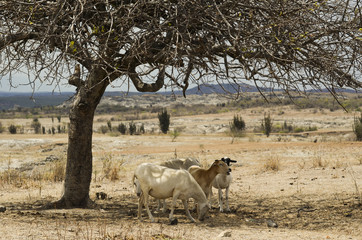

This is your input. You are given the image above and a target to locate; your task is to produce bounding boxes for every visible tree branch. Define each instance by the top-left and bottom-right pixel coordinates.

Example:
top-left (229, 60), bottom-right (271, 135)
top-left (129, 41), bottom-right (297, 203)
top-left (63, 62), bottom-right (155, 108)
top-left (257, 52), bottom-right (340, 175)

top-left (128, 65), bottom-right (165, 92)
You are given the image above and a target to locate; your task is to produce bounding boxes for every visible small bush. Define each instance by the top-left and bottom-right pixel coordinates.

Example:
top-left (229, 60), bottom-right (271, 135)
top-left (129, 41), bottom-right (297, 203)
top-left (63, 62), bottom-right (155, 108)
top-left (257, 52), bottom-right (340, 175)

top-left (170, 128), bottom-right (181, 142)
top-left (31, 118), bottom-right (42, 134)
top-left (353, 113), bottom-right (362, 141)
top-left (44, 160), bottom-right (66, 182)
top-left (8, 124), bottom-right (17, 134)
top-left (129, 121), bottom-right (136, 135)
top-left (139, 124), bottom-right (145, 134)
top-left (261, 113), bottom-right (272, 137)
top-left (101, 153), bottom-right (120, 181)
top-left (99, 125), bottom-right (109, 134)
top-left (158, 109), bottom-right (170, 134)
top-left (229, 114), bottom-right (246, 143)
top-left (118, 123), bottom-right (127, 134)
top-left (264, 156), bottom-right (280, 171)
top-left (107, 120), bottom-right (112, 132)
top-left (230, 114), bottom-right (246, 132)
top-left (0, 122), bottom-right (3, 133)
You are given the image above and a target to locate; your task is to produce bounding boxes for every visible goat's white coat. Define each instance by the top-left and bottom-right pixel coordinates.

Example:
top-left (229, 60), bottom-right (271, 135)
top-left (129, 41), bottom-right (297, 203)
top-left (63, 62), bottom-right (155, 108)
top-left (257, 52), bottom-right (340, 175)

top-left (133, 158), bottom-right (201, 213)
top-left (134, 163), bottom-right (208, 222)
top-left (160, 157), bottom-right (200, 170)
top-left (212, 173), bottom-right (232, 212)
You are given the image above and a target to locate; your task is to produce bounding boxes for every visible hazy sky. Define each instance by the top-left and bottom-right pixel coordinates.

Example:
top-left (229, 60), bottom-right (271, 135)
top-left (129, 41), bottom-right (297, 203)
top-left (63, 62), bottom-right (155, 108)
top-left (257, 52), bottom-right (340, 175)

top-left (0, 72), bottom-right (77, 93)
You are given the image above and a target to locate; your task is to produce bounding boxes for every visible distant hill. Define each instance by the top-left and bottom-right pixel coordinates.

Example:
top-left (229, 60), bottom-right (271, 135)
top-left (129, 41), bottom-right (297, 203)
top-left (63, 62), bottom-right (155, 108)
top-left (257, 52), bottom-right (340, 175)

top-left (0, 92), bottom-right (74, 110)
top-left (0, 83), bottom-right (359, 110)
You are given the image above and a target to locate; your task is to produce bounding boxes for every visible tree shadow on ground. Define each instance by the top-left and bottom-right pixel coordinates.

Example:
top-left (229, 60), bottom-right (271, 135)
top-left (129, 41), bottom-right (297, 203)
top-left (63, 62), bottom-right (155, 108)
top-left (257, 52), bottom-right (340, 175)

top-left (2, 192), bottom-right (361, 232)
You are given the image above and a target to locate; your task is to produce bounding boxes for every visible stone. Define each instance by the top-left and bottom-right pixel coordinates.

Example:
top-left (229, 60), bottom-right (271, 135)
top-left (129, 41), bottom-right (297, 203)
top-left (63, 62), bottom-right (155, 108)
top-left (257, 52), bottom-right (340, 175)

top-left (217, 230), bottom-right (232, 238)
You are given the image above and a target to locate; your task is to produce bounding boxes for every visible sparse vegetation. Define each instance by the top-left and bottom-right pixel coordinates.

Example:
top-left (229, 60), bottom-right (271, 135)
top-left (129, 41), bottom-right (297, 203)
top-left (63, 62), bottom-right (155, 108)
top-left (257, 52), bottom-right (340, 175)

top-left (101, 153), bottom-right (121, 181)
top-left (129, 121), bottom-right (137, 135)
top-left (99, 125), bottom-right (109, 134)
top-left (273, 121), bottom-right (318, 133)
top-left (0, 156), bottom-right (66, 187)
top-left (263, 155), bottom-right (281, 171)
top-left (262, 113), bottom-right (273, 137)
top-left (353, 113), bottom-right (362, 141)
top-left (8, 124), bottom-right (17, 134)
top-left (229, 114), bottom-right (246, 143)
top-left (118, 123), bottom-right (127, 135)
top-left (107, 120), bottom-right (112, 132)
top-left (158, 109), bottom-right (170, 134)
top-left (0, 107), bottom-right (361, 238)
top-left (312, 153), bottom-right (329, 168)
top-left (170, 128), bottom-right (181, 142)
top-left (31, 118), bottom-right (41, 134)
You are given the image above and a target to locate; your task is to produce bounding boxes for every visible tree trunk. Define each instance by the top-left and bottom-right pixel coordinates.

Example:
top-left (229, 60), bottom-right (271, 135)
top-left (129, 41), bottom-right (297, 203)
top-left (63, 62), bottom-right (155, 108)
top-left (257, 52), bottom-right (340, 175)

top-left (51, 69), bottom-right (107, 208)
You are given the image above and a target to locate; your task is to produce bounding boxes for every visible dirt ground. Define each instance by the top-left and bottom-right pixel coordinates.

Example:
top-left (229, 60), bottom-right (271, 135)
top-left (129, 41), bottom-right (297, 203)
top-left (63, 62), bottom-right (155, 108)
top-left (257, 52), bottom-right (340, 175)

top-left (0, 108), bottom-right (361, 240)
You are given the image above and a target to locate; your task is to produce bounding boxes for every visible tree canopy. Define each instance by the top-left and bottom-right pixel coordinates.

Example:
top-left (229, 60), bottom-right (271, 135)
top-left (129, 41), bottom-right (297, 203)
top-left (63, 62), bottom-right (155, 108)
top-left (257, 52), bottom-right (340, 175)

top-left (1, 0), bottom-right (361, 97)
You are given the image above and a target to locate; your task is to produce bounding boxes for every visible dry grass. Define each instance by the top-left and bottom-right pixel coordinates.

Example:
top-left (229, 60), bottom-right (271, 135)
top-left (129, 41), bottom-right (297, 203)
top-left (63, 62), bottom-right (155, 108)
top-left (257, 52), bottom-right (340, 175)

top-left (101, 152), bottom-right (124, 181)
top-left (312, 154), bottom-right (329, 168)
top-left (263, 155), bottom-right (281, 171)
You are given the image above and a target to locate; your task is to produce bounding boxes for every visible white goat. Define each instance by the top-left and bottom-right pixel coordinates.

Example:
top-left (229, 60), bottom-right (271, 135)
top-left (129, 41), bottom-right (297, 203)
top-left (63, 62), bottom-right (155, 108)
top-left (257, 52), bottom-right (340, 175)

top-left (188, 159), bottom-right (231, 205)
top-left (212, 157), bottom-right (237, 212)
top-left (160, 157), bottom-right (200, 170)
top-left (134, 163), bottom-right (209, 223)
top-left (133, 158), bottom-right (201, 213)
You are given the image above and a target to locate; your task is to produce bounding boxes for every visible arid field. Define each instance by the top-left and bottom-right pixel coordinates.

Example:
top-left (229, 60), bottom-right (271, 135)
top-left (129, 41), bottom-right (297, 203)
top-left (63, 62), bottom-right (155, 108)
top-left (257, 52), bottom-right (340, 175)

top-left (0, 106), bottom-right (361, 240)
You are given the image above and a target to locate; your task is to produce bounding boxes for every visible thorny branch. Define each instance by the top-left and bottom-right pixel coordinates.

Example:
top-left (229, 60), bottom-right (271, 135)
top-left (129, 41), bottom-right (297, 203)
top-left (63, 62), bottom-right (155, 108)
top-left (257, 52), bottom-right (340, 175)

top-left (0, 0), bottom-right (361, 97)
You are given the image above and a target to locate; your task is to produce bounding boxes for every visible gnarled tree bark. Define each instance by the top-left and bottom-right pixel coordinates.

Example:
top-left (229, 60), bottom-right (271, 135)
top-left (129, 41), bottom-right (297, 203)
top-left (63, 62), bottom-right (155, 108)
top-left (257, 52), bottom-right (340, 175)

top-left (53, 67), bottom-right (108, 208)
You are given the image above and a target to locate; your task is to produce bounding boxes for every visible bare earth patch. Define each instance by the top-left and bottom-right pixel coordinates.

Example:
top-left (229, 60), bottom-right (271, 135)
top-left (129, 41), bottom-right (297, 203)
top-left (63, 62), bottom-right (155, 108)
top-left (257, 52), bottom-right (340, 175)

top-left (0, 108), bottom-right (361, 239)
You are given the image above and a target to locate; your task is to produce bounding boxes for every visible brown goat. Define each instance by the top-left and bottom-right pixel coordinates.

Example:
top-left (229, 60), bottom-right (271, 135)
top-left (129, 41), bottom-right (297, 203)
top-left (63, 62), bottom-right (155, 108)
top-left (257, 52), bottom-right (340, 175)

top-left (188, 160), bottom-right (231, 202)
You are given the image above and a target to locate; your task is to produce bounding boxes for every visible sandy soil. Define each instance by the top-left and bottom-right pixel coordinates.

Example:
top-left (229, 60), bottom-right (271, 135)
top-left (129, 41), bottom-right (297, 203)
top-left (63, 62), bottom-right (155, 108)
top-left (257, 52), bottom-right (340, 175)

top-left (0, 108), bottom-right (361, 240)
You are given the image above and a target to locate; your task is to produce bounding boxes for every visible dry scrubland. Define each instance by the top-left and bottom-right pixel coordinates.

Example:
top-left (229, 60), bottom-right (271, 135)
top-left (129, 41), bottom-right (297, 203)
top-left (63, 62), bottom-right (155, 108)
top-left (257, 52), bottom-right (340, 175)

top-left (0, 106), bottom-right (361, 240)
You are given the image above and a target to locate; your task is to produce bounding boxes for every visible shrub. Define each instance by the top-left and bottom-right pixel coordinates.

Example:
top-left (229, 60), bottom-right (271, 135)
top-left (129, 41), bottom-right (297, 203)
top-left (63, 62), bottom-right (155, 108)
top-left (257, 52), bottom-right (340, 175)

top-left (170, 128), bottom-right (182, 142)
top-left (261, 113), bottom-right (272, 137)
top-left (353, 113), bottom-right (362, 141)
top-left (158, 109), bottom-right (170, 134)
top-left (101, 153), bottom-right (120, 181)
top-left (45, 160), bottom-right (66, 182)
top-left (139, 123), bottom-right (145, 134)
top-left (118, 123), bottom-right (127, 134)
top-left (264, 156), bottom-right (280, 171)
top-left (229, 114), bottom-right (246, 143)
top-left (31, 118), bottom-right (41, 134)
top-left (0, 122), bottom-right (3, 133)
top-left (8, 124), bottom-right (17, 134)
top-left (129, 121), bottom-right (136, 135)
top-left (99, 125), bottom-right (109, 134)
top-left (107, 120), bottom-right (112, 132)
top-left (230, 114), bottom-right (246, 132)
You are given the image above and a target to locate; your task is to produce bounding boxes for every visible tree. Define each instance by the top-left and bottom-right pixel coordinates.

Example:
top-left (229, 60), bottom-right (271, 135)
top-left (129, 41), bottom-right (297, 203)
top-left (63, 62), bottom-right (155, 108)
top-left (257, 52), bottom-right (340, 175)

top-left (31, 118), bottom-right (42, 134)
top-left (229, 114), bottom-right (246, 143)
top-left (353, 113), bottom-right (362, 141)
top-left (8, 124), bottom-right (17, 134)
top-left (262, 112), bottom-right (273, 137)
top-left (1, 1), bottom-right (361, 208)
top-left (230, 115), bottom-right (246, 133)
top-left (158, 109), bottom-right (171, 134)
top-left (118, 123), bottom-right (127, 135)
top-left (129, 121), bottom-right (137, 135)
